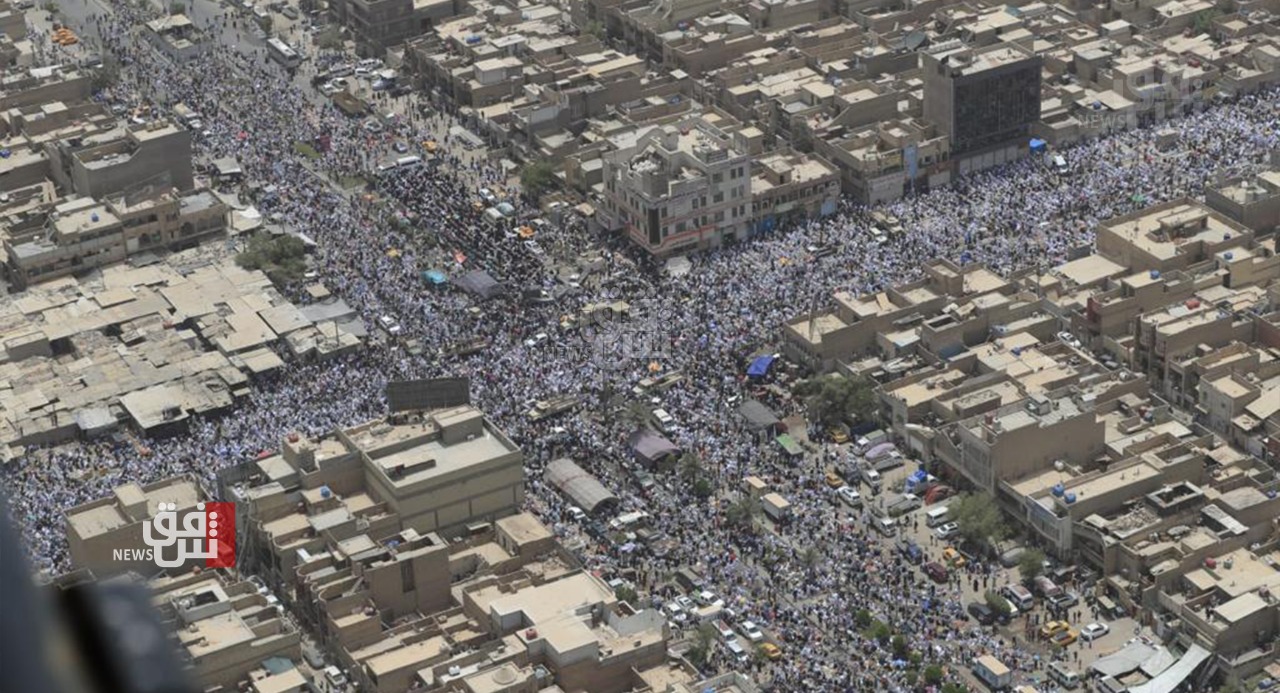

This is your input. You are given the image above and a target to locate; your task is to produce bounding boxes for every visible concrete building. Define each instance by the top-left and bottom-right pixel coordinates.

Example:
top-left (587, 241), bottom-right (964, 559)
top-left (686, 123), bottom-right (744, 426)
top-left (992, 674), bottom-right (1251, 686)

top-left (600, 118), bottom-right (752, 256)
top-left (64, 475), bottom-right (208, 576)
top-left (2, 188), bottom-right (224, 288)
top-left (1206, 168), bottom-right (1280, 233)
top-left (149, 571), bottom-right (302, 690)
top-left (231, 405), bottom-right (525, 590)
top-left (144, 14), bottom-right (209, 61)
top-left (922, 43), bottom-right (1042, 174)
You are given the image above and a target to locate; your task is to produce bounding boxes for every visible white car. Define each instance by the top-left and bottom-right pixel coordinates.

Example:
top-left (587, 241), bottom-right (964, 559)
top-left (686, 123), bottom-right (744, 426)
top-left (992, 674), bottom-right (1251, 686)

top-left (566, 506), bottom-right (586, 522)
top-left (738, 620), bottom-right (764, 642)
top-left (1057, 330), bottom-right (1081, 348)
top-left (663, 602), bottom-right (688, 624)
top-left (837, 486), bottom-right (862, 507)
top-left (377, 315), bottom-right (401, 336)
top-left (675, 595), bottom-right (695, 612)
top-left (479, 188), bottom-right (497, 204)
top-left (934, 521), bottom-right (960, 539)
top-left (697, 590), bottom-right (725, 609)
top-left (1081, 622), bottom-right (1110, 641)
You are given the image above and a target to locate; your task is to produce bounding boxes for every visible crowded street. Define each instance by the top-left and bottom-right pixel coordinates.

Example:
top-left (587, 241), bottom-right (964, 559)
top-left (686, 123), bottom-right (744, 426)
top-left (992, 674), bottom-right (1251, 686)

top-left (6, 0), bottom-right (1280, 689)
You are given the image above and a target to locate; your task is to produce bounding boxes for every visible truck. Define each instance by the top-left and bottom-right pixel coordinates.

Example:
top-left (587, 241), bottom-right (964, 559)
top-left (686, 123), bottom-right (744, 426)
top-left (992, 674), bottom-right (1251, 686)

top-left (761, 492), bottom-right (792, 523)
top-left (973, 655), bottom-right (1013, 690)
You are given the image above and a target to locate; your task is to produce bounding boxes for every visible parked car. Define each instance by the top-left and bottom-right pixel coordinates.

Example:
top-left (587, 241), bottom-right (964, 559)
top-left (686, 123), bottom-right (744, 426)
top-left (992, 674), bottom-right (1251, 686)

top-left (836, 486), bottom-right (861, 507)
top-left (737, 621), bottom-right (764, 642)
top-left (759, 643), bottom-right (783, 660)
top-left (824, 471), bottom-right (845, 488)
top-left (942, 547), bottom-right (967, 568)
top-left (1080, 623), bottom-right (1110, 641)
top-left (967, 602), bottom-right (996, 626)
top-left (1048, 591), bottom-right (1080, 610)
top-left (1039, 620), bottom-right (1070, 639)
top-left (934, 522), bottom-right (960, 539)
top-left (923, 562), bottom-right (948, 583)
top-left (1050, 628), bottom-right (1079, 648)
top-left (377, 315), bottom-right (401, 336)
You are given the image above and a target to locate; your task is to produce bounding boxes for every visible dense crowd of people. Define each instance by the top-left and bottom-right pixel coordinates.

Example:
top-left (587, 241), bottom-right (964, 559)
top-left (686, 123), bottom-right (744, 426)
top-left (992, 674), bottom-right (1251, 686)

top-left (5, 0), bottom-right (1280, 688)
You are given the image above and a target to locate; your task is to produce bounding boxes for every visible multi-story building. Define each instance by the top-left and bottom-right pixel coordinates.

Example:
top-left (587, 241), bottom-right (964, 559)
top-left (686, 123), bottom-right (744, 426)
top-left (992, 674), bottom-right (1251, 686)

top-left (231, 405), bottom-right (525, 590)
top-left (600, 118), bottom-right (752, 256)
top-left (922, 43), bottom-right (1042, 174)
top-left (331, 0), bottom-right (456, 57)
top-left (2, 188), bottom-right (225, 287)
top-left (64, 475), bottom-right (209, 576)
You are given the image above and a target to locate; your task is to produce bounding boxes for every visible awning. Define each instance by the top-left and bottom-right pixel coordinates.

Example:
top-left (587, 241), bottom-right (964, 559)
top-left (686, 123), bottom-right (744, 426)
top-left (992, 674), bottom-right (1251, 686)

top-left (546, 458), bottom-right (619, 515)
top-left (1029, 138), bottom-right (1047, 153)
top-left (776, 434), bottom-right (803, 457)
top-left (422, 270), bottom-right (447, 285)
top-left (747, 355), bottom-right (776, 377)
top-left (1126, 645), bottom-right (1210, 693)
top-left (739, 399), bottom-right (780, 431)
top-left (629, 429), bottom-right (680, 466)
top-left (452, 269), bottom-right (504, 299)
top-left (1090, 641), bottom-right (1157, 678)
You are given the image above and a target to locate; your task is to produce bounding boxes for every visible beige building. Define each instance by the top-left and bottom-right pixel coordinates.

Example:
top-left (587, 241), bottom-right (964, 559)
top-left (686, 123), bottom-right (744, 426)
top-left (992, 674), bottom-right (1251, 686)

top-left (3, 189), bottom-right (225, 288)
top-left (232, 405), bottom-right (524, 588)
top-left (150, 571), bottom-right (302, 690)
top-left (601, 117), bottom-right (753, 256)
top-left (64, 475), bottom-right (208, 576)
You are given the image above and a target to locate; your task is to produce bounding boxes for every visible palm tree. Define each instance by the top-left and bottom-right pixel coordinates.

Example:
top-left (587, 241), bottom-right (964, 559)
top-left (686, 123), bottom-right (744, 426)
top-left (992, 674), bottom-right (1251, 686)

top-left (679, 452), bottom-right (703, 484)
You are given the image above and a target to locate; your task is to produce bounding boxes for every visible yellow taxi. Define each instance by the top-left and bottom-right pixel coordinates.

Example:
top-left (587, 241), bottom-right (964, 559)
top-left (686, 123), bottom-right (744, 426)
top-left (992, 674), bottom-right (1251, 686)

top-left (1050, 628), bottom-right (1079, 648)
top-left (824, 471), bottom-right (845, 488)
top-left (829, 428), bottom-right (850, 444)
top-left (1039, 620), bottom-right (1070, 639)
top-left (759, 642), bottom-right (782, 660)
top-left (942, 546), bottom-right (967, 568)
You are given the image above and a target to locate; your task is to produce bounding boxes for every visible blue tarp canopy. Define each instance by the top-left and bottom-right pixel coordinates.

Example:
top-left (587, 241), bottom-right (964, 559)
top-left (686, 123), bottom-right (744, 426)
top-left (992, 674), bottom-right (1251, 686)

top-left (422, 269), bottom-right (447, 284)
top-left (747, 355), bottom-right (776, 377)
top-left (1029, 138), bottom-right (1047, 153)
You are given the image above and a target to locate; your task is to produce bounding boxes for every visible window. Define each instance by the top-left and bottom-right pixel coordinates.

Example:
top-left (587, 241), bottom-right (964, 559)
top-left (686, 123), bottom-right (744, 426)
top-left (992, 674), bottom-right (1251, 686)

top-left (661, 207), bottom-right (669, 218)
top-left (715, 211), bottom-right (724, 222)
top-left (676, 221), bottom-right (686, 233)
top-left (712, 173), bottom-right (723, 183)
top-left (713, 192), bottom-right (724, 203)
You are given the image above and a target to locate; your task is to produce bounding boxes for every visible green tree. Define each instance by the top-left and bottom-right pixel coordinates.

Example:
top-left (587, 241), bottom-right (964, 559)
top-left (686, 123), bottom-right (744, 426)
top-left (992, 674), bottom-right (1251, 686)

top-left (90, 57), bottom-right (121, 92)
top-left (679, 452), bottom-right (703, 484)
top-left (1192, 9), bottom-right (1219, 34)
top-left (891, 634), bottom-right (909, 659)
top-left (1018, 547), bottom-right (1047, 582)
top-left (924, 664), bottom-right (945, 686)
top-left (985, 590), bottom-right (1013, 616)
top-left (691, 477), bottom-right (713, 498)
top-left (256, 14), bottom-right (273, 33)
top-left (942, 683), bottom-right (969, 693)
top-left (169, 1), bottom-right (184, 13)
top-left (316, 27), bottom-right (343, 51)
top-left (619, 401), bottom-right (651, 430)
top-left (236, 234), bottom-right (309, 285)
top-left (725, 496), bottom-right (760, 529)
top-left (687, 622), bottom-right (716, 668)
top-left (866, 620), bottom-right (892, 645)
top-left (615, 585), bottom-right (638, 605)
top-left (801, 546), bottom-right (820, 570)
top-left (520, 160), bottom-right (557, 199)
top-left (582, 19), bottom-right (606, 40)
top-left (794, 374), bottom-right (877, 429)
top-left (855, 608), bottom-right (873, 629)
top-left (949, 493), bottom-right (1009, 547)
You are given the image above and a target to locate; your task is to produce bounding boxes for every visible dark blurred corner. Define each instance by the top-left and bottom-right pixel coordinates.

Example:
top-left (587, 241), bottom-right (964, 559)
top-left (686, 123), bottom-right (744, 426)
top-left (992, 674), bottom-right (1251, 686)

top-left (0, 491), bottom-right (198, 693)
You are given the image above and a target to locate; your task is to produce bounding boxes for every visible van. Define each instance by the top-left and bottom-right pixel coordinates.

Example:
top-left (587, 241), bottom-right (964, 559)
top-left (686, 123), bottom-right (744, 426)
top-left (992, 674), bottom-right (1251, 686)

top-left (1033, 576), bottom-right (1062, 599)
top-left (874, 516), bottom-right (897, 536)
top-left (651, 408), bottom-right (674, 431)
top-left (925, 507), bottom-right (951, 528)
top-left (1002, 584), bottom-right (1034, 611)
top-left (1052, 154), bottom-right (1068, 174)
top-left (1047, 661), bottom-right (1081, 689)
top-left (725, 640), bottom-right (750, 663)
top-left (861, 467), bottom-right (882, 491)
